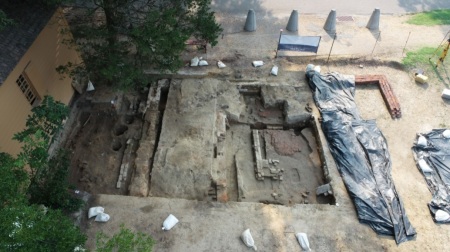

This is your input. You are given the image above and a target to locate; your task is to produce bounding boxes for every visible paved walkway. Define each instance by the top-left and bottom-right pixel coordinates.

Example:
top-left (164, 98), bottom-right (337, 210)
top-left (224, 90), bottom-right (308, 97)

top-left (207, 13), bottom-right (450, 62)
top-left (212, 0), bottom-right (450, 16)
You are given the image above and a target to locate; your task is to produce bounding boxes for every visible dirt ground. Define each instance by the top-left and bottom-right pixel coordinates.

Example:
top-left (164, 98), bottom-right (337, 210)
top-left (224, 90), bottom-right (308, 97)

top-left (314, 59), bottom-right (450, 251)
top-left (64, 88), bottom-right (146, 195)
top-left (68, 57), bottom-right (448, 251)
top-left (57, 9), bottom-right (450, 251)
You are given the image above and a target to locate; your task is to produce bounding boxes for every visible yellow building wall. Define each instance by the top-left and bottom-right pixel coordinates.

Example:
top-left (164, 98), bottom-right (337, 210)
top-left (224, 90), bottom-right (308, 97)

top-left (0, 8), bottom-right (82, 156)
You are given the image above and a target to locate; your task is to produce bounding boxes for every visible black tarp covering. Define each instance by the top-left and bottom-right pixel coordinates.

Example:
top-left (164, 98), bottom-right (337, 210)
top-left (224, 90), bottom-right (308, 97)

top-left (412, 129), bottom-right (450, 223)
top-left (306, 69), bottom-right (416, 244)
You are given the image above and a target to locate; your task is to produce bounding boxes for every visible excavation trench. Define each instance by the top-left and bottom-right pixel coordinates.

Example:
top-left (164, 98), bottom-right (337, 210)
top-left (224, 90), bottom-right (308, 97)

top-left (69, 79), bottom-right (334, 206)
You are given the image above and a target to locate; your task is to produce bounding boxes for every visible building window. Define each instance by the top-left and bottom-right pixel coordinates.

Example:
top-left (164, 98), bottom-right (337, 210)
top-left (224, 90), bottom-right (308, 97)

top-left (16, 73), bottom-right (40, 106)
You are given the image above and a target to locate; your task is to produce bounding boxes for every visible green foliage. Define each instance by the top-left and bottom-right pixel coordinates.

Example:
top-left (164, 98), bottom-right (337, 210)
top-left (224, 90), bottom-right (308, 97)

top-left (10, 95), bottom-right (80, 212)
top-left (130, 9), bottom-right (190, 73)
top-left (407, 9), bottom-right (450, 26)
top-left (14, 130), bottom-right (50, 178)
top-left (189, 0), bottom-right (222, 46)
top-left (14, 96), bottom-right (69, 178)
top-left (0, 205), bottom-right (86, 252)
top-left (14, 95), bottom-right (69, 143)
top-left (96, 224), bottom-right (155, 252)
top-left (28, 150), bottom-right (83, 212)
top-left (41, 0), bottom-right (72, 6)
top-left (402, 46), bottom-right (450, 85)
top-left (0, 9), bottom-right (14, 31)
top-left (0, 153), bottom-right (28, 208)
top-left (60, 0), bottom-right (222, 90)
top-left (0, 95), bottom-right (86, 250)
top-left (402, 47), bottom-right (437, 68)
top-left (12, 0), bottom-right (72, 6)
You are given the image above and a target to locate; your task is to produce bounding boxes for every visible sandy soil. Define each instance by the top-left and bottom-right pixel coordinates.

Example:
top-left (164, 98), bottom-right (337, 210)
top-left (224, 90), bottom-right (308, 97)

top-left (72, 58), bottom-right (448, 251)
top-left (58, 8), bottom-right (450, 251)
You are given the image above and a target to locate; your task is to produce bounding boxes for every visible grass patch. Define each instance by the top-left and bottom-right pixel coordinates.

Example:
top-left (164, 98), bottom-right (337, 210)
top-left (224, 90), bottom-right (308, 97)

top-left (402, 47), bottom-right (437, 68)
top-left (407, 9), bottom-right (450, 26)
top-left (403, 46), bottom-right (450, 86)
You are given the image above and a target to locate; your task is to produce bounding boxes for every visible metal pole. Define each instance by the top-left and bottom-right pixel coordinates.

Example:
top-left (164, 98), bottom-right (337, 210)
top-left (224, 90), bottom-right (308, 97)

top-left (371, 31), bottom-right (381, 56)
top-left (275, 29), bottom-right (283, 58)
top-left (402, 31), bottom-right (411, 56)
top-left (327, 33), bottom-right (337, 64)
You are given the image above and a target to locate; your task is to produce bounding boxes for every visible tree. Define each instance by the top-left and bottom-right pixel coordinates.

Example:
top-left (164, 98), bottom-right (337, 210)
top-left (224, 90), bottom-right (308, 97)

top-left (14, 96), bottom-right (69, 178)
top-left (96, 224), bottom-right (155, 252)
top-left (12, 96), bottom-right (82, 212)
top-left (1, 0), bottom-right (70, 32)
top-left (0, 95), bottom-right (87, 251)
top-left (0, 153), bottom-right (28, 208)
top-left (0, 98), bottom-right (55, 208)
top-left (14, 95), bottom-right (69, 144)
top-left (59, 0), bottom-right (222, 89)
top-left (27, 150), bottom-right (83, 212)
top-left (0, 9), bottom-right (14, 31)
top-left (0, 205), bottom-right (86, 252)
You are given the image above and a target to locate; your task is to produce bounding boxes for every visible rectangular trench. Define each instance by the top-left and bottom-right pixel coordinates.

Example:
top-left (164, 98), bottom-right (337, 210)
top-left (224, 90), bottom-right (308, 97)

top-left (218, 87), bottom-right (335, 205)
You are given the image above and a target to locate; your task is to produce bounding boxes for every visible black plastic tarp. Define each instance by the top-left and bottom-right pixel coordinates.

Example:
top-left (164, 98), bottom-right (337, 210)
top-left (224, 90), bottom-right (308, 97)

top-left (412, 129), bottom-right (450, 223)
top-left (306, 68), bottom-right (416, 244)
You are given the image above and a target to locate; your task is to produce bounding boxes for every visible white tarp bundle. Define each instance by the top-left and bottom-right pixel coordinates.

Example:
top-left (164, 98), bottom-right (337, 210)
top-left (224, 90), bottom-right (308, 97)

top-left (95, 213), bottom-right (110, 222)
top-left (252, 61), bottom-right (264, 67)
top-left (270, 66), bottom-right (278, 76)
top-left (88, 207), bottom-right (104, 219)
top-left (241, 229), bottom-right (257, 250)
top-left (217, 61), bottom-right (226, 68)
top-left (295, 233), bottom-right (311, 251)
top-left (162, 214), bottom-right (179, 231)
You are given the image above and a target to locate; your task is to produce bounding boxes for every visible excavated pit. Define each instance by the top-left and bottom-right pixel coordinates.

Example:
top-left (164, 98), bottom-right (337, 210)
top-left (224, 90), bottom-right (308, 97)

top-left (223, 88), bottom-right (334, 205)
top-left (128, 80), bottom-right (168, 197)
top-left (111, 140), bottom-right (122, 151)
top-left (147, 79), bottom-right (334, 206)
top-left (113, 125), bottom-right (128, 136)
top-left (124, 114), bottom-right (134, 124)
top-left (67, 79), bottom-right (334, 205)
top-left (66, 95), bottom-right (144, 195)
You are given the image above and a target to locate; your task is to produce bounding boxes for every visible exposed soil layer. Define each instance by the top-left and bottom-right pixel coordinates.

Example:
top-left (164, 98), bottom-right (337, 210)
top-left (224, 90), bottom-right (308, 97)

top-left (65, 94), bottom-right (144, 195)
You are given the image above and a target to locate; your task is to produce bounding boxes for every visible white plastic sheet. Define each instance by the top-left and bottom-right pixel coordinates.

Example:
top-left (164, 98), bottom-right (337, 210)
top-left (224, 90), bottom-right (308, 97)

top-left (417, 135), bottom-right (427, 147)
top-left (199, 60), bottom-right (208, 66)
top-left (442, 89), bottom-right (450, 99)
top-left (241, 229), bottom-right (257, 250)
top-left (270, 66), bottom-right (278, 76)
top-left (86, 80), bottom-right (95, 91)
top-left (190, 57), bottom-right (199, 67)
top-left (217, 61), bottom-right (226, 68)
top-left (443, 130), bottom-right (450, 138)
top-left (295, 233), bottom-right (311, 251)
top-left (435, 210), bottom-right (450, 222)
top-left (418, 159), bottom-right (433, 173)
top-left (252, 61), bottom-right (264, 67)
top-left (162, 214), bottom-right (179, 231)
top-left (94, 212), bottom-right (110, 222)
top-left (88, 207), bottom-right (104, 219)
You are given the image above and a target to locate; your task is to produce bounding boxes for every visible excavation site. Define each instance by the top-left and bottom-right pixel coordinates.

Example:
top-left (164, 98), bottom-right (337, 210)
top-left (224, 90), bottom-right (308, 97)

top-left (66, 60), bottom-right (450, 251)
top-left (66, 78), bottom-right (334, 206)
